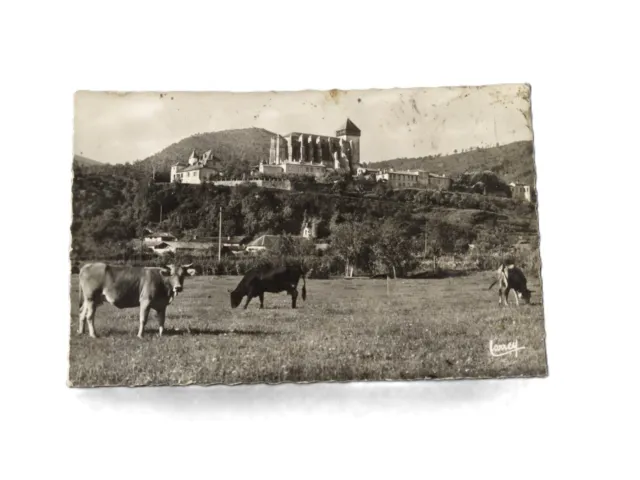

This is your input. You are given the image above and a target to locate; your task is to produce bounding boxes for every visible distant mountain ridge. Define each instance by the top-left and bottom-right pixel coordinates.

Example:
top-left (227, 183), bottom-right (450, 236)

top-left (73, 154), bottom-right (103, 167)
top-left (368, 140), bottom-right (536, 185)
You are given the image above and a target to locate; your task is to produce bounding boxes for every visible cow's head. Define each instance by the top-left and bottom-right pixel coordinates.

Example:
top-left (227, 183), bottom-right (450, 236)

top-left (519, 288), bottom-right (534, 304)
top-left (228, 288), bottom-right (243, 309)
top-left (161, 263), bottom-right (193, 296)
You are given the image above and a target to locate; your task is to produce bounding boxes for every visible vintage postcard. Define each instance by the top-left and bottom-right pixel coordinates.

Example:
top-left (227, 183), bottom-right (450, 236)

top-left (69, 84), bottom-right (548, 387)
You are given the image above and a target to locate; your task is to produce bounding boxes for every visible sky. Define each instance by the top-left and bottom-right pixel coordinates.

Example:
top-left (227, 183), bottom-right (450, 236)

top-left (74, 84), bottom-right (533, 165)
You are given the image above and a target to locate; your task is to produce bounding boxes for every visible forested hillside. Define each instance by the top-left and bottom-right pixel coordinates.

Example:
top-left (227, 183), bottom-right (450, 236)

top-left (73, 155), bottom-right (103, 167)
top-left (368, 140), bottom-right (536, 186)
top-left (71, 163), bottom-right (540, 277)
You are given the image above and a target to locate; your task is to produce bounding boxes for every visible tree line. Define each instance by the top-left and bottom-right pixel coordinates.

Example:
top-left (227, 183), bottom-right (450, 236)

top-left (71, 163), bottom-right (538, 276)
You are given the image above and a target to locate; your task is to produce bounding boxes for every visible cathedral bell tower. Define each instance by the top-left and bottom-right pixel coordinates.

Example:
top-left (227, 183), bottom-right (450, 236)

top-left (336, 118), bottom-right (361, 167)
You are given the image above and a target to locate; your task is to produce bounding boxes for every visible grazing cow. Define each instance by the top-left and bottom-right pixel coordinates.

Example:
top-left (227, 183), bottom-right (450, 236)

top-left (78, 262), bottom-right (192, 338)
top-left (488, 264), bottom-right (534, 306)
top-left (229, 264), bottom-right (307, 309)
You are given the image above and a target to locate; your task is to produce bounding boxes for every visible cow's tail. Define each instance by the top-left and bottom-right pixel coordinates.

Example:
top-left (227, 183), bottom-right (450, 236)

top-left (301, 270), bottom-right (307, 301)
top-left (488, 279), bottom-right (498, 290)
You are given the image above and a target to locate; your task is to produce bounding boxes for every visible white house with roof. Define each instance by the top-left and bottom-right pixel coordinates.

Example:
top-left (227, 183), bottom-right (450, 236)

top-left (151, 241), bottom-right (224, 256)
top-left (376, 168), bottom-right (419, 188)
top-left (375, 168), bottom-right (452, 190)
top-left (143, 231), bottom-right (177, 246)
top-left (171, 149), bottom-right (220, 184)
top-left (245, 235), bottom-right (282, 253)
top-left (509, 182), bottom-right (532, 202)
top-left (245, 233), bottom-right (327, 254)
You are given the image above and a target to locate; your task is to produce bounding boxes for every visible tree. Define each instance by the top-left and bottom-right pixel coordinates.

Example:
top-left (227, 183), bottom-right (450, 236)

top-left (329, 220), bottom-right (375, 277)
top-left (426, 220), bottom-right (458, 270)
top-left (273, 234), bottom-right (315, 257)
top-left (373, 181), bottom-right (390, 198)
top-left (371, 219), bottom-right (420, 278)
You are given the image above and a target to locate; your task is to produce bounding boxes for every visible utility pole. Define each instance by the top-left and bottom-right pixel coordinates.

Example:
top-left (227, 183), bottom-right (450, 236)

top-left (218, 206), bottom-right (222, 261)
top-left (159, 203), bottom-right (163, 224)
top-left (424, 218), bottom-right (428, 259)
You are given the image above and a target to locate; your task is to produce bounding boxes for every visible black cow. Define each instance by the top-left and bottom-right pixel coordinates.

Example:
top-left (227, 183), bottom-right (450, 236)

top-left (488, 264), bottom-right (534, 306)
top-left (229, 264), bottom-right (307, 309)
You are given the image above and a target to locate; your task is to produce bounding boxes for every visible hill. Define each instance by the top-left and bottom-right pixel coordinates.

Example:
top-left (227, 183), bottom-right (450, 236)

top-left (73, 155), bottom-right (103, 167)
top-left (137, 127), bottom-right (275, 176)
top-left (368, 140), bottom-right (536, 186)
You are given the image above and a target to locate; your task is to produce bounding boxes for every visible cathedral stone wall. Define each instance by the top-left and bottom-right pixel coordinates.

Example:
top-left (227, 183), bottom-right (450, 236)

top-left (268, 119), bottom-right (361, 174)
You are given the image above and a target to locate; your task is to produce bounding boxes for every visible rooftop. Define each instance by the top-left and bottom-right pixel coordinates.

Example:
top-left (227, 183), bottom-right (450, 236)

top-left (145, 231), bottom-right (176, 238)
top-left (246, 235), bottom-right (281, 249)
top-left (154, 241), bottom-right (214, 250)
top-left (336, 118), bottom-right (361, 136)
top-left (179, 163), bottom-right (219, 173)
top-left (246, 235), bottom-right (309, 249)
top-left (189, 236), bottom-right (251, 245)
top-left (280, 132), bottom-right (341, 141)
top-left (279, 118), bottom-right (361, 139)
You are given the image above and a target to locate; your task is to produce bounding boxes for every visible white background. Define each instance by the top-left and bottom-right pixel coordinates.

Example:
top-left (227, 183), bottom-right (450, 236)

top-left (1, 1), bottom-right (639, 479)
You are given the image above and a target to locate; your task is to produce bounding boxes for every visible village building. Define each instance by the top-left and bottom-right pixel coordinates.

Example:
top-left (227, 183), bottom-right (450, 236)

top-left (187, 236), bottom-right (252, 252)
top-left (509, 182), bottom-right (532, 202)
top-left (376, 169), bottom-right (419, 188)
top-left (355, 164), bottom-right (379, 178)
top-left (353, 163), bottom-right (383, 181)
top-left (375, 168), bottom-right (452, 190)
top-left (151, 241), bottom-right (216, 256)
top-left (171, 149), bottom-right (220, 184)
top-left (259, 118), bottom-right (361, 178)
top-left (142, 230), bottom-right (177, 245)
top-left (244, 235), bottom-right (281, 253)
top-left (302, 222), bottom-right (315, 240)
top-left (417, 171), bottom-right (452, 190)
top-left (245, 234), bottom-right (325, 254)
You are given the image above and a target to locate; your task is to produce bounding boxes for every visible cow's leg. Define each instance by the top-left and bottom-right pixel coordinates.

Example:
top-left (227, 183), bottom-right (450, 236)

top-left (85, 301), bottom-right (98, 338)
top-left (290, 288), bottom-right (298, 309)
top-left (513, 290), bottom-right (520, 306)
top-left (138, 302), bottom-right (151, 338)
top-left (498, 288), bottom-right (503, 306)
top-left (243, 294), bottom-right (253, 309)
top-left (259, 292), bottom-right (264, 309)
top-left (156, 307), bottom-right (166, 337)
top-left (77, 301), bottom-right (86, 334)
top-left (504, 287), bottom-right (511, 306)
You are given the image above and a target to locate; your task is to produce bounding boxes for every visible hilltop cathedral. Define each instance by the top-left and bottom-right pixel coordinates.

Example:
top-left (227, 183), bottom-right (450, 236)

top-left (259, 118), bottom-right (361, 177)
top-left (170, 118), bottom-right (362, 183)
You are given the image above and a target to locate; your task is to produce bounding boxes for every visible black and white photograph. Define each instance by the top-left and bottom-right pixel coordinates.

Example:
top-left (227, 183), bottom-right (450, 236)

top-left (10, 2), bottom-right (640, 478)
top-left (69, 84), bottom-right (548, 387)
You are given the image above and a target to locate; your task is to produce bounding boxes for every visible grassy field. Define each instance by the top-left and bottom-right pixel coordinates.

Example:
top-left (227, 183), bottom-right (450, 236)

top-left (67, 271), bottom-right (548, 387)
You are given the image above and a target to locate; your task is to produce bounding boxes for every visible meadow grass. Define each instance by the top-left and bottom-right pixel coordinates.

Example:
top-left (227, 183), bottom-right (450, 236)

top-left (67, 272), bottom-right (548, 387)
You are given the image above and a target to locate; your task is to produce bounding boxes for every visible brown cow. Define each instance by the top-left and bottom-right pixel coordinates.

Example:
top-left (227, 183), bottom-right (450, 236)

top-left (77, 263), bottom-right (192, 338)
